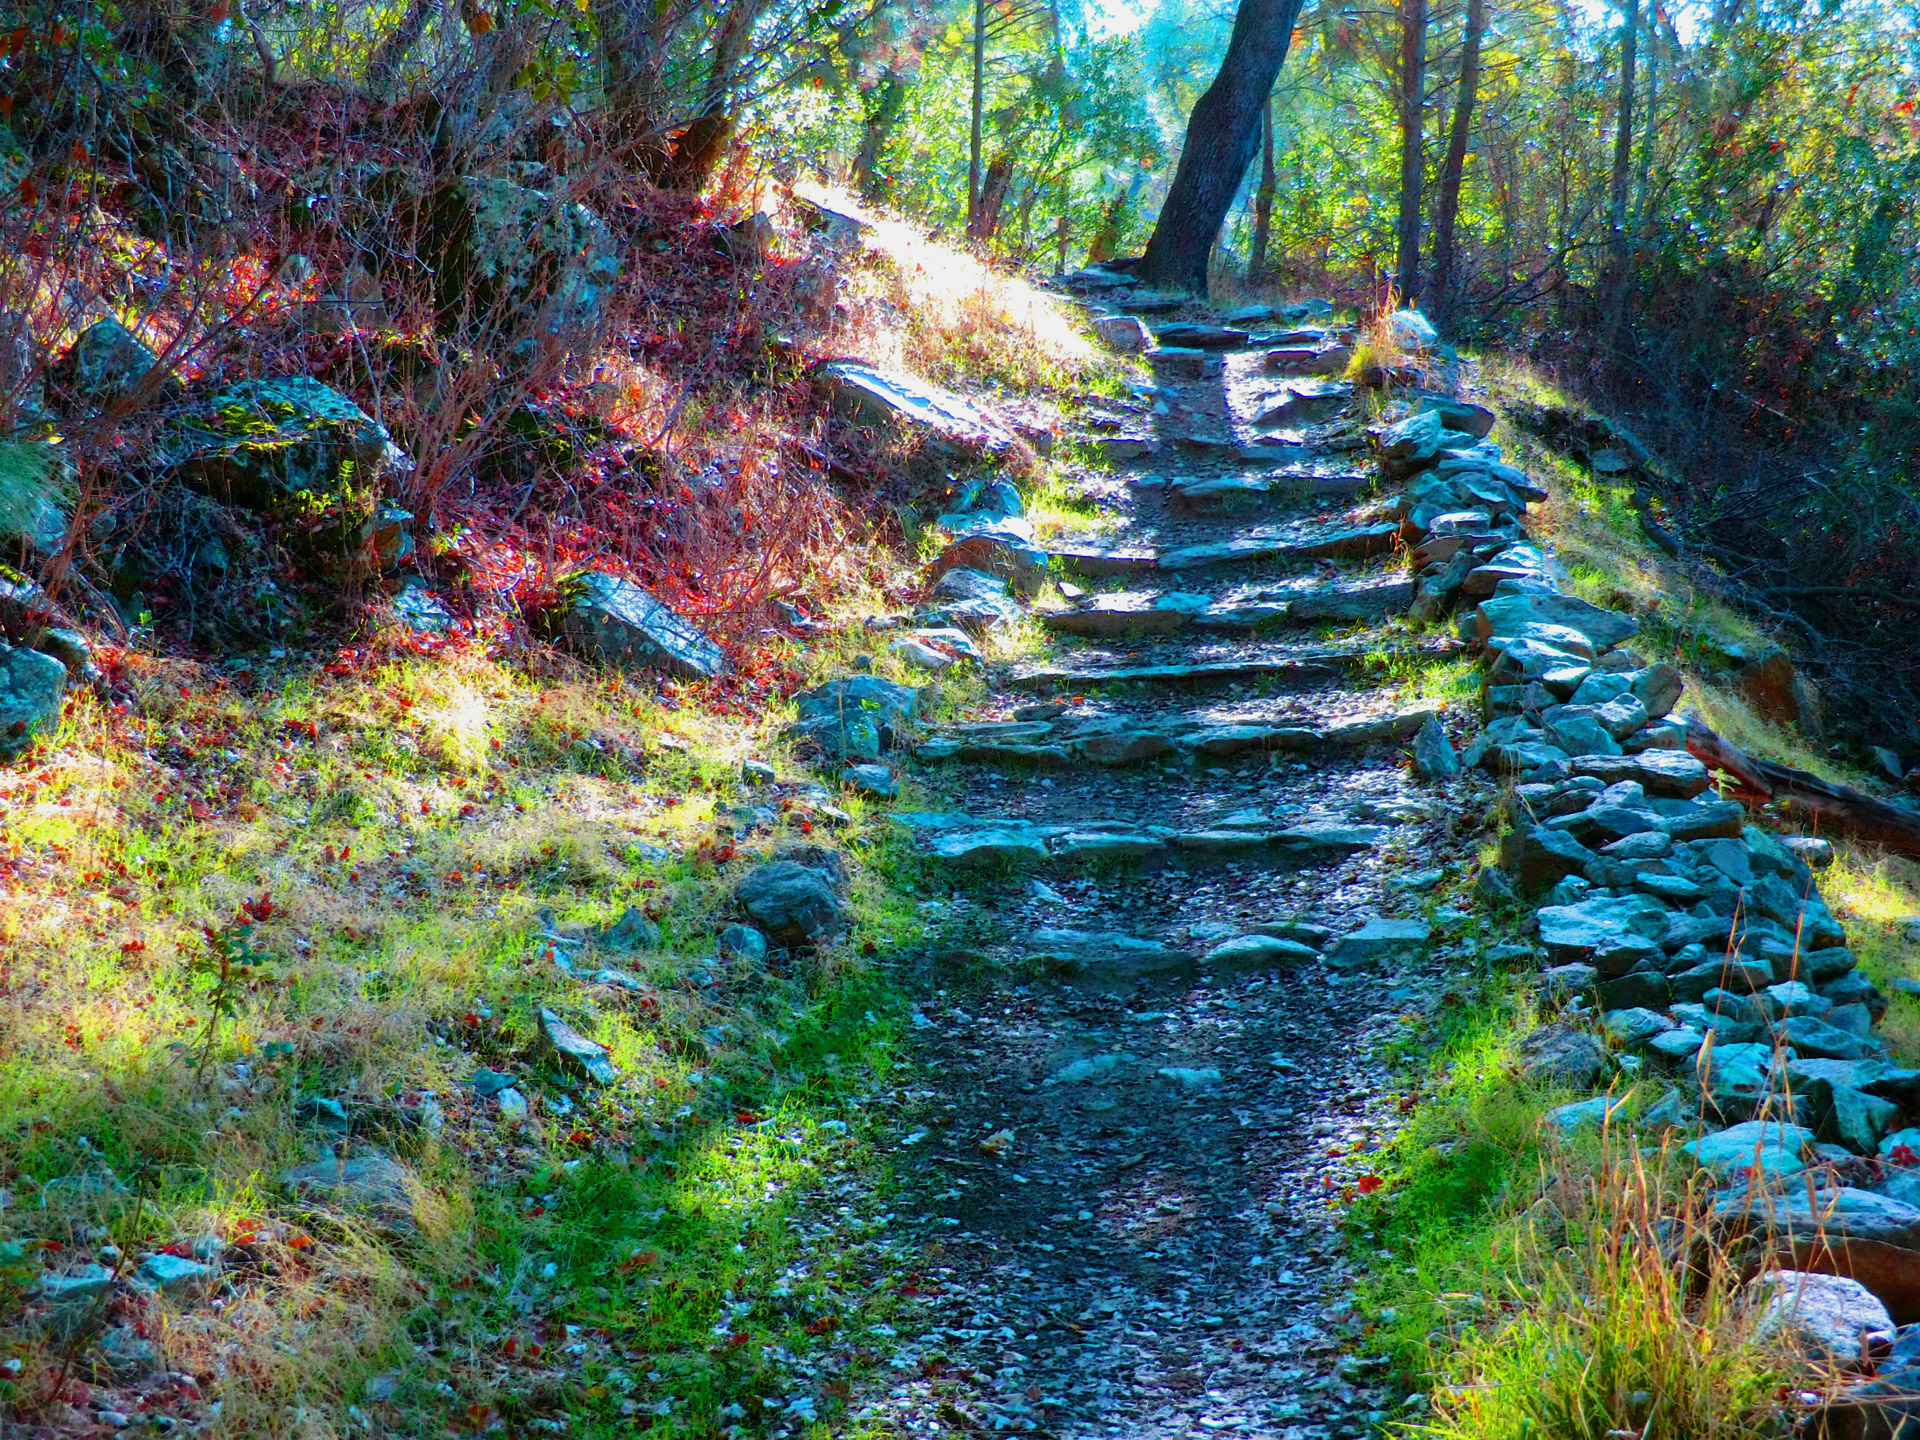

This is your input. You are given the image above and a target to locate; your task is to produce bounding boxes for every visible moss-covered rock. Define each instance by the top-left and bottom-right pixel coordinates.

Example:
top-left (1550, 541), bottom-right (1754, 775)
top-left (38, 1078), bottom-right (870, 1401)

top-left (159, 376), bottom-right (409, 520)
top-left (427, 177), bottom-right (619, 333)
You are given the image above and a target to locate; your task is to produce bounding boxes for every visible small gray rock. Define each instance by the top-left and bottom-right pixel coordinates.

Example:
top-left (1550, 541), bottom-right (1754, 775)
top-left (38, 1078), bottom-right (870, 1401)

top-left (553, 571), bottom-right (726, 680)
top-left (538, 1007), bottom-right (619, 1084)
top-left (717, 924), bottom-right (769, 966)
top-left (737, 861), bottom-right (847, 946)
top-left (1325, 917), bottom-right (1431, 967)
top-left (1411, 717), bottom-right (1459, 779)
top-left (1517, 1024), bottom-right (1611, 1086)
top-left (137, 1253), bottom-right (213, 1293)
top-left (595, 907), bottom-right (660, 953)
top-left (283, 1152), bottom-right (420, 1236)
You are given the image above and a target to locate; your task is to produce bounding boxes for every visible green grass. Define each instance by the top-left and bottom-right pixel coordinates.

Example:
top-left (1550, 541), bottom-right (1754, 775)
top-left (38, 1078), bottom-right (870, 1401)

top-left (0, 642), bottom-right (945, 1437)
top-left (1349, 960), bottom-right (1794, 1440)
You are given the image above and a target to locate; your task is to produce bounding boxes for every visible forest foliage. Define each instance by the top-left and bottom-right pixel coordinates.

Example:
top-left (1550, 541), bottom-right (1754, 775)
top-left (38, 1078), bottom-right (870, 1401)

top-left (3, 0), bottom-right (1920, 726)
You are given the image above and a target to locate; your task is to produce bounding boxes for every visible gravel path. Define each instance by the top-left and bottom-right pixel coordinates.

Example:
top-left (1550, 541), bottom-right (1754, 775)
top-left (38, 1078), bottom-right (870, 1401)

top-left (856, 344), bottom-right (1486, 1438)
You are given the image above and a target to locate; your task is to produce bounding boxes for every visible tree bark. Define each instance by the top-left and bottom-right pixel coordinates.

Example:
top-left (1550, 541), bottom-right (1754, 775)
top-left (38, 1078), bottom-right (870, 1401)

top-left (663, 0), bottom-right (767, 191)
top-left (594, 0), bottom-right (686, 170)
top-left (1427, 0), bottom-right (1486, 324)
top-left (1686, 716), bottom-right (1920, 860)
top-left (1632, 1), bottom-right (1659, 236)
top-left (1601, 0), bottom-right (1639, 348)
top-left (967, 0), bottom-right (987, 236)
top-left (1394, 0), bottom-right (1428, 304)
top-left (853, 70), bottom-right (911, 201)
top-left (1248, 94), bottom-right (1277, 283)
top-left (366, 0), bottom-right (439, 94)
top-left (1134, 0), bottom-right (1309, 294)
top-left (974, 151), bottom-right (1016, 240)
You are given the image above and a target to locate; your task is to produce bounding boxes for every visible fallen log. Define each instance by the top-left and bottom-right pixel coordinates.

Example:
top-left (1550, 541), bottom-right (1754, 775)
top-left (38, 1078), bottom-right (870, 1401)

top-left (1684, 712), bottom-right (1920, 860)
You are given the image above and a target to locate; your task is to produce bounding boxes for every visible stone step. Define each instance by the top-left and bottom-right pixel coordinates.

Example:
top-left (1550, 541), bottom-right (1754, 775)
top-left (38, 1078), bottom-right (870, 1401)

top-left (1007, 653), bottom-right (1352, 692)
top-left (1051, 521), bottom-right (1403, 578)
top-left (1050, 546), bottom-right (1163, 578)
top-left (1040, 576), bottom-right (1413, 640)
top-left (893, 811), bottom-right (1392, 871)
top-left (1168, 471), bottom-right (1373, 512)
top-left (1008, 635), bottom-right (1464, 692)
top-left (915, 704), bottom-right (1436, 768)
top-left (1157, 523), bottom-right (1402, 570)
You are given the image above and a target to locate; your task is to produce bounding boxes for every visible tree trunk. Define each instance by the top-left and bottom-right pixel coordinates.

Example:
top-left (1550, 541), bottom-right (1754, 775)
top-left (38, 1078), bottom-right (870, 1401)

top-left (1601, 0), bottom-right (1639, 348)
top-left (967, 0), bottom-right (987, 236)
top-left (1087, 173), bottom-right (1143, 262)
top-left (1055, 179), bottom-right (1072, 272)
top-left (1394, 0), bottom-right (1428, 304)
top-left (663, 0), bottom-right (766, 191)
top-left (1248, 94), bottom-right (1277, 283)
top-left (974, 151), bottom-right (1016, 240)
top-left (1427, 0), bottom-right (1486, 324)
top-left (853, 70), bottom-right (911, 201)
top-left (366, 0), bottom-right (439, 94)
top-left (1134, 0), bottom-right (1309, 294)
top-left (1686, 716), bottom-right (1920, 860)
top-left (594, 0), bottom-right (683, 170)
top-left (1632, 2), bottom-right (1659, 236)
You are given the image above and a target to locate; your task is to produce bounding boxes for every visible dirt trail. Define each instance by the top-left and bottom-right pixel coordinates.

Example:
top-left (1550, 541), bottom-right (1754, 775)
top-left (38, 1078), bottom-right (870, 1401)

top-left (857, 346), bottom-right (1486, 1437)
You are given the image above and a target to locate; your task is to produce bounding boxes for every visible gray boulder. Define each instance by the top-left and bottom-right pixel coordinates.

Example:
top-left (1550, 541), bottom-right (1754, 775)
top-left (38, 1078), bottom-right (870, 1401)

top-left (159, 376), bottom-right (409, 517)
top-left (1750, 1271), bottom-right (1892, 1364)
top-left (553, 571), bottom-right (726, 680)
top-left (54, 319), bottom-right (173, 408)
top-left (430, 176), bottom-right (620, 331)
top-left (737, 861), bottom-right (846, 946)
top-left (1684, 1118), bottom-right (1813, 1182)
top-left (283, 1151), bottom-right (421, 1236)
top-left (0, 641), bottom-right (64, 759)
top-left (821, 360), bottom-right (1016, 456)
top-left (1517, 1024), bottom-right (1610, 1086)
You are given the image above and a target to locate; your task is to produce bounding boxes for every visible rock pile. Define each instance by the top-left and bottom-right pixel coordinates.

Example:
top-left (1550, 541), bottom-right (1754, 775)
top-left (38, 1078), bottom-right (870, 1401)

top-left (1382, 376), bottom-right (1920, 1420)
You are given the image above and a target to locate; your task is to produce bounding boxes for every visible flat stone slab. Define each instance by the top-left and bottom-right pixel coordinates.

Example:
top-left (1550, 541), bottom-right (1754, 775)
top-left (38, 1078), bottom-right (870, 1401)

top-left (1203, 934), bottom-right (1319, 969)
top-left (1288, 577), bottom-right (1416, 622)
top-left (556, 572), bottom-right (726, 680)
top-left (926, 825), bottom-right (1052, 868)
top-left (1009, 656), bottom-right (1343, 691)
top-left (1684, 1119), bottom-right (1814, 1182)
top-left (1153, 322), bottom-right (1249, 348)
top-left (821, 360), bottom-right (1016, 452)
top-left (1721, 1186), bottom-right (1920, 1250)
top-left (1027, 928), bottom-right (1193, 982)
top-left (1325, 917), bottom-right (1431, 966)
top-left (1536, 894), bottom-right (1673, 966)
top-left (1569, 750), bottom-right (1712, 798)
top-left (1169, 472), bottom-right (1371, 509)
top-left (1077, 731), bottom-right (1178, 765)
top-left (1050, 830), bottom-right (1169, 861)
top-left (1186, 723), bottom-right (1321, 757)
top-left (1044, 592), bottom-right (1211, 638)
top-left (1158, 524), bottom-right (1400, 570)
top-left (1050, 546), bottom-right (1163, 576)
top-left (1476, 591), bottom-right (1640, 651)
